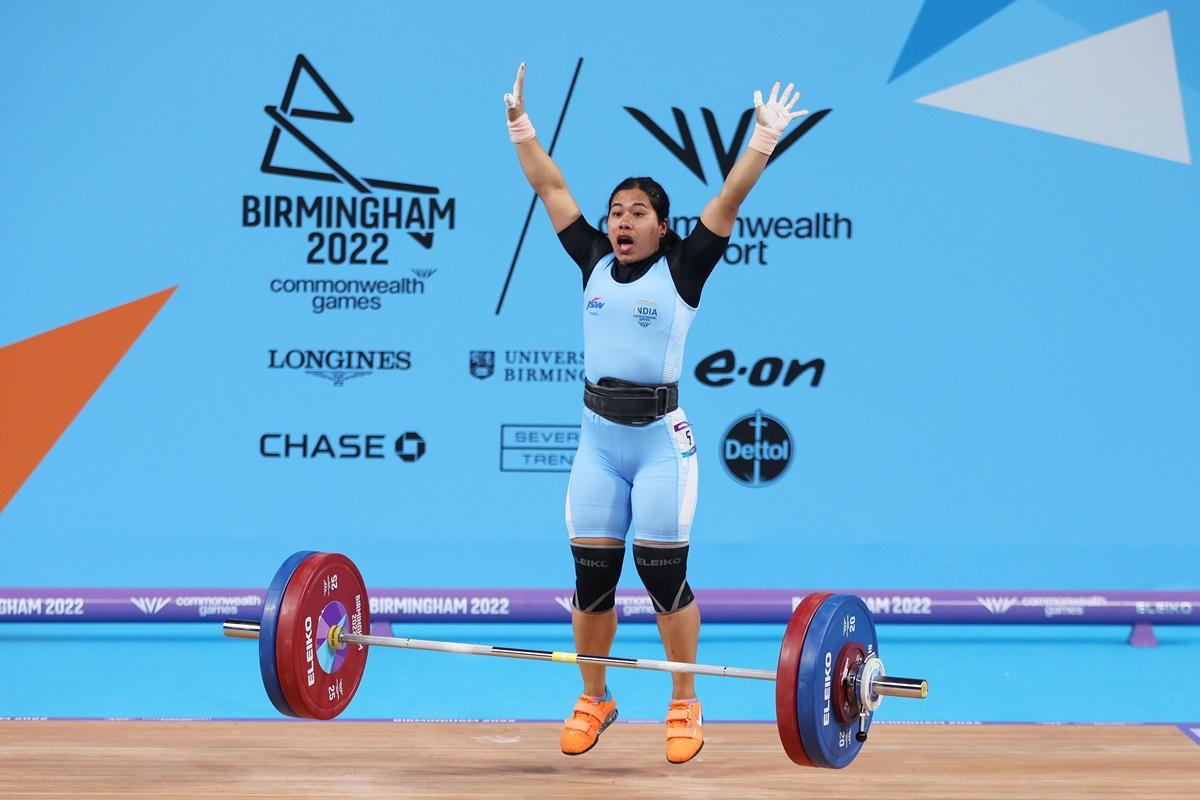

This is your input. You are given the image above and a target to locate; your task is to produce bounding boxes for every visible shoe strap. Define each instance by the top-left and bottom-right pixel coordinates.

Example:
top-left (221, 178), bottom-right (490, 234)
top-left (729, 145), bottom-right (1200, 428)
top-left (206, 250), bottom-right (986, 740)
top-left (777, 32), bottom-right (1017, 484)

top-left (572, 698), bottom-right (603, 717)
top-left (666, 702), bottom-right (701, 739)
top-left (667, 708), bottom-right (692, 723)
top-left (564, 717), bottom-right (594, 733)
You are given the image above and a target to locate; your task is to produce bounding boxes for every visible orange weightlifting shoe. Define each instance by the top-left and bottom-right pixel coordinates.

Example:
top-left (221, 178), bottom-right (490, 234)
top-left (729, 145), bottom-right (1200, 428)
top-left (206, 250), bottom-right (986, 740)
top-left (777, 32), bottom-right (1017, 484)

top-left (560, 690), bottom-right (618, 756)
top-left (665, 699), bottom-right (704, 764)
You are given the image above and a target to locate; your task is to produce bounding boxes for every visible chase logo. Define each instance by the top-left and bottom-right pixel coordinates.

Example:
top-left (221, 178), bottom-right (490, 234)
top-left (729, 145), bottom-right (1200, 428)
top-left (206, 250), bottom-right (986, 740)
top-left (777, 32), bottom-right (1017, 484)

top-left (633, 300), bottom-right (658, 327)
top-left (586, 297), bottom-right (605, 315)
top-left (394, 432), bottom-right (426, 463)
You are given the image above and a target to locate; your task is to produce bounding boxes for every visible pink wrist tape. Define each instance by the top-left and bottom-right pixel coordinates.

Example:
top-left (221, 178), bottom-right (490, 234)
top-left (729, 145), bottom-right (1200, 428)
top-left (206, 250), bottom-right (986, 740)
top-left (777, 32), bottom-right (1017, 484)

top-left (748, 124), bottom-right (781, 156)
top-left (508, 113), bottom-right (536, 144)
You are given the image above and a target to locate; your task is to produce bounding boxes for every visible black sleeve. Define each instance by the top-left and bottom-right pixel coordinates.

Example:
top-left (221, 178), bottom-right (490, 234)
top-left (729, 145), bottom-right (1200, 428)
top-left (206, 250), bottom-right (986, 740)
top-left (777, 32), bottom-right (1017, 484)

top-left (557, 215), bottom-right (613, 288)
top-left (667, 220), bottom-right (729, 308)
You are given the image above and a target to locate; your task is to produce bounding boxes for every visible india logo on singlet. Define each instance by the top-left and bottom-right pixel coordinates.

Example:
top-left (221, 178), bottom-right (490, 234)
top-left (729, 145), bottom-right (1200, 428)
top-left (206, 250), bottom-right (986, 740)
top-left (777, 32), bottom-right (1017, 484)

top-left (633, 300), bottom-right (658, 328)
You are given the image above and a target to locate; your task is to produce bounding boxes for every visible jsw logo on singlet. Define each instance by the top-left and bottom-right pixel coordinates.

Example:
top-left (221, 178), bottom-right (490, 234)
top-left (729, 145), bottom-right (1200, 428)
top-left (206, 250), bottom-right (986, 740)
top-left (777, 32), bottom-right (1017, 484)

top-left (587, 297), bottom-right (605, 314)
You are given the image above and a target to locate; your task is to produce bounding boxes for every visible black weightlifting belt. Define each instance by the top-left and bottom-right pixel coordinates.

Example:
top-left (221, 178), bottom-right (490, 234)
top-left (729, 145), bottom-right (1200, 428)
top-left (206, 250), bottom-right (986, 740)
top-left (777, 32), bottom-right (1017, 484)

top-left (584, 377), bottom-right (679, 423)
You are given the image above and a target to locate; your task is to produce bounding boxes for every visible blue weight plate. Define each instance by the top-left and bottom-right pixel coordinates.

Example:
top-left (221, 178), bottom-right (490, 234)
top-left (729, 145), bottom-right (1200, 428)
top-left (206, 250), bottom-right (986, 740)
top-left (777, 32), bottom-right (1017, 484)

top-left (794, 594), bottom-right (878, 768)
top-left (258, 550), bottom-right (318, 717)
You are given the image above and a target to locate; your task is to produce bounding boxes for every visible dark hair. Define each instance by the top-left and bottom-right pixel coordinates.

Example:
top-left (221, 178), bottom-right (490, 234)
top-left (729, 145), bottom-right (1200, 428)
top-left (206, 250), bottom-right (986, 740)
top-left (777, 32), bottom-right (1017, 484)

top-left (608, 177), bottom-right (670, 222)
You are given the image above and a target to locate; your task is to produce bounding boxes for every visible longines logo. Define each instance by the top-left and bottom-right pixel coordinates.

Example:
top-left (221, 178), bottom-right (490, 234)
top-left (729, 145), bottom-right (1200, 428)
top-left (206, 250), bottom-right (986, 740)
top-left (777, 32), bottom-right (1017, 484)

top-left (469, 350), bottom-right (585, 383)
top-left (620, 105), bottom-right (851, 266)
top-left (245, 55), bottom-right (455, 311)
top-left (695, 350), bottom-right (823, 388)
top-left (268, 349), bottom-right (412, 386)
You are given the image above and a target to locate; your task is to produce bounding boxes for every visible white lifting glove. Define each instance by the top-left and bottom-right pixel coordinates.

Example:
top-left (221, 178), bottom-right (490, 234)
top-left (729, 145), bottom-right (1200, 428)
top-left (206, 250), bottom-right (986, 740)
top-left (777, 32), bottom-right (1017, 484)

top-left (504, 63), bottom-right (536, 143)
top-left (748, 81), bottom-right (808, 156)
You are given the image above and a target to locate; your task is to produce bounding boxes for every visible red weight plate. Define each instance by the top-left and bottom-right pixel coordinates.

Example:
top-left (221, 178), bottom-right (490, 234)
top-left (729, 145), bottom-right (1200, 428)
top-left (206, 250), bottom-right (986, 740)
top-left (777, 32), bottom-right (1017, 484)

top-left (276, 552), bottom-right (371, 720)
top-left (775, 592), bottom-right (832, 767)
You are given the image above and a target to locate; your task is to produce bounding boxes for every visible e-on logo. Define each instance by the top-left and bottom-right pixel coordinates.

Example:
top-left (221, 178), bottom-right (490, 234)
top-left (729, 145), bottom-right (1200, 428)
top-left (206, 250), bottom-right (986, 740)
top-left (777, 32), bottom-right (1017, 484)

top-left (721, 411), bottom-right (792, 487)
top-left (695, 349), bottom-right (824, 388)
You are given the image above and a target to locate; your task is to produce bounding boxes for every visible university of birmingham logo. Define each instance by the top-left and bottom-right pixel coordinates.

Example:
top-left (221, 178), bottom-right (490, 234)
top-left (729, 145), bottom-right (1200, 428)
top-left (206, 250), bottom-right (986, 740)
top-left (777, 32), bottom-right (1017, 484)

top-left (260, 54), bottom-right (448, 248)
top-left (624, 106), bottom-right (831, 184)
top-left (470, 351), bottom-right (495, 379)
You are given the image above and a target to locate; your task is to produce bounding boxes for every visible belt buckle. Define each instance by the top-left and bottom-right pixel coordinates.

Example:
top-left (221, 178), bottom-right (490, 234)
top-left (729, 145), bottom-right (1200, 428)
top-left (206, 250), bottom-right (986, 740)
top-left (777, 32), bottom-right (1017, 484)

top-left (653, 385), bottom-right (669, 416)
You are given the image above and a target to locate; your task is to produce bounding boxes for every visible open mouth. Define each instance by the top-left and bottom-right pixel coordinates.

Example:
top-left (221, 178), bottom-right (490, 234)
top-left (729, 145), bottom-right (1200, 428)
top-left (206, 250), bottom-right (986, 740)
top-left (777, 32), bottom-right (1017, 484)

top-left (616, 235), bottom-right (634, 256)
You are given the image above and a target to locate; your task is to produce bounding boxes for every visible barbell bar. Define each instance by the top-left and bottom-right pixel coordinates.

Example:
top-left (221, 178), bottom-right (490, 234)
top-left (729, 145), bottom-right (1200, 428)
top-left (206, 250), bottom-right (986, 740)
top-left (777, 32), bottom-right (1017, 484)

top-left (224, 618), bottom-right (927, 697)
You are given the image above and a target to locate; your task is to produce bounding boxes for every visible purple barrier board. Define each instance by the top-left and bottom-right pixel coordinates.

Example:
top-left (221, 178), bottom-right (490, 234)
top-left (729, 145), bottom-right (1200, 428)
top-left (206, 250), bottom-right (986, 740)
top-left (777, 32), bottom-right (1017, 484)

top-left (0, 588), bottom-right (1196, 625)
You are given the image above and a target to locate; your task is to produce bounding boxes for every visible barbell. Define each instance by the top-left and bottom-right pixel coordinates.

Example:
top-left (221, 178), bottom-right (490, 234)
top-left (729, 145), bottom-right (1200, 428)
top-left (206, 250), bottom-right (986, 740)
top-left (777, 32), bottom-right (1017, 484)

top-left (224, 551), bottom-right (928, 768)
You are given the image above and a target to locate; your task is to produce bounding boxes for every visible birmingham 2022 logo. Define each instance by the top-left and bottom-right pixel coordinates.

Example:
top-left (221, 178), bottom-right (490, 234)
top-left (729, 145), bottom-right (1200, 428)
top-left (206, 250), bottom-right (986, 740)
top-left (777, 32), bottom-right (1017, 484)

top-left (244, 55), bottom-right (456, 313)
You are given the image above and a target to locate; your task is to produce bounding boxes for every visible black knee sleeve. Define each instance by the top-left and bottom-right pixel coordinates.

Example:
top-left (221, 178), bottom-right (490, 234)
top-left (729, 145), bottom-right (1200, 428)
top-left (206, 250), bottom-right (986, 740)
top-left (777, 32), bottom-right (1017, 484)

top-left (570, 542), bottom-right (625, 613)
top-left (633, 543), bottom-right (695, 614)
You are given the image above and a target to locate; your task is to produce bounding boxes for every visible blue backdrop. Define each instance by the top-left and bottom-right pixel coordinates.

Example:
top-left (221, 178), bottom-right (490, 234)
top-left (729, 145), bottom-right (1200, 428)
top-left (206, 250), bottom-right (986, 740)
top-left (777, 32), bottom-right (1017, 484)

top-left (1, 0), bottom-right (1197, 597)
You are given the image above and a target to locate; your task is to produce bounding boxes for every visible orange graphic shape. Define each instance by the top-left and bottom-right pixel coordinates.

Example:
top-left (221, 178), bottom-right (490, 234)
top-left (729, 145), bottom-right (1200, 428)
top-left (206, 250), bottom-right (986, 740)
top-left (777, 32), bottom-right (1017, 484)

top-left (0, 287), bottom-right (176, 513)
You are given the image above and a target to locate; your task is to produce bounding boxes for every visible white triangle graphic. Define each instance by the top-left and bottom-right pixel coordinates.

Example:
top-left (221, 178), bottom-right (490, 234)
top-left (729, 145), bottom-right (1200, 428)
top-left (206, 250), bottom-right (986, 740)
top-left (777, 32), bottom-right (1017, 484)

top-left (917, 11), bottom-right (1191, 164)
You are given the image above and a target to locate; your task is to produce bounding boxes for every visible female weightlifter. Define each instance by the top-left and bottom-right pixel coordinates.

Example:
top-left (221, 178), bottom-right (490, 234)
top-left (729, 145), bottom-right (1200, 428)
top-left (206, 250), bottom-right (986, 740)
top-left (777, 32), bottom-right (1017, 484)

top-left (504, 63), bottom-right (807, 764)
